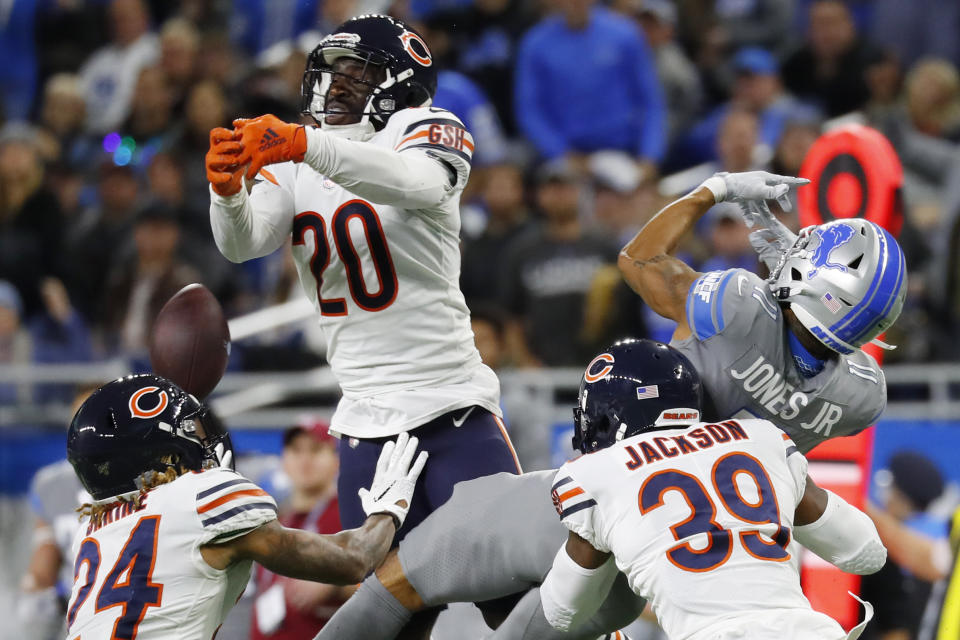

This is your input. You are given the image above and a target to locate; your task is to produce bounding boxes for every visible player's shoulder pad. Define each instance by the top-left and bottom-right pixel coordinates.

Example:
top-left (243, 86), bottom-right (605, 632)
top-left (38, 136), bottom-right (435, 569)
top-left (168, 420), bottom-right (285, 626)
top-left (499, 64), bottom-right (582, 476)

top-left (552, 462), bottom-right (610, 552)
top-left (389, 107), bottom-right (474, 168)
top-left (843, 349), bottom-right (885, 388)
top-left (740, 418), bottom-right (802, 458)
top-left (551, 462), bottom-right (598, 522)
top-left (686, 268), bottom-right (778, 341)
top-left (189, 468), bottom-right (278, 543)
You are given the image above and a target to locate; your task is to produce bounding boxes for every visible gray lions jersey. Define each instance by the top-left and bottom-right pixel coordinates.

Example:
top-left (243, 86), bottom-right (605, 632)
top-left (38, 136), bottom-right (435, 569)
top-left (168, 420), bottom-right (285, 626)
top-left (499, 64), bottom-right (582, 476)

top-left (671, 269), bottom-right (886, 453)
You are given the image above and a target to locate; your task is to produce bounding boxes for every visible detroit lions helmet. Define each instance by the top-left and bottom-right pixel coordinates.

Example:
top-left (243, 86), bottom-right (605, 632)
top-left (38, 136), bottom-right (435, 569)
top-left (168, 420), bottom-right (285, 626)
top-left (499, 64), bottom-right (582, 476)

top-left (301, 15), bottom-right (436, 132)
top-left (572, 339), bottom-right (703, 454)
top-left (67, 374), bottom-right (232, 501)
top-left (770, 218), bottom-right (907, 355)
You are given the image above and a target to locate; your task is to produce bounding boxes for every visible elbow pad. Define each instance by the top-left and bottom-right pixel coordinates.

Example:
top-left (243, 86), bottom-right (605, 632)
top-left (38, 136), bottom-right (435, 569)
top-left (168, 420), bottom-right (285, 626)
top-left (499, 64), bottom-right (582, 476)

top-left (794, 489), bottom-right (887, 575)
top-left (540, 546), bottom-right (617, 631)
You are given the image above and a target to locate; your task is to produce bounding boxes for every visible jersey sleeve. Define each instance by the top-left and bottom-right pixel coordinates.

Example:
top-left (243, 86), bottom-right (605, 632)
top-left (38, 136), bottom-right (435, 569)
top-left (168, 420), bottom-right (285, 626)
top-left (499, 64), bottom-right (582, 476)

top-left (209, 162), bottom-right (297, 263)
top-left (392, 107), bottom-right (474, 192)
top-left (686, 268), bottom-right (777, 342)
top-left (190, 469), bottom-right (278, 545)
top-left (750, 419), bottom-right (808, 507)
top-left (551, 465), bottom-right (610, 553)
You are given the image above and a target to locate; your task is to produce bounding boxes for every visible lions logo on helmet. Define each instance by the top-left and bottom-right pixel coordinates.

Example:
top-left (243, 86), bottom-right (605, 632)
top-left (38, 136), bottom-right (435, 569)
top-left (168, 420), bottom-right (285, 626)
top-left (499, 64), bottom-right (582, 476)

top-left (806, 224), bottom-right (855, 279)
top-left (771, 219), bottom-right (907, 354)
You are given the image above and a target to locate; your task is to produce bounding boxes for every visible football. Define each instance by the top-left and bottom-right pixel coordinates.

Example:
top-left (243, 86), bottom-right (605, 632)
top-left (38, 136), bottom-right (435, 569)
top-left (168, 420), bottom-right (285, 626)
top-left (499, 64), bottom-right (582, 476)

top-left (149, 283), bottom-right (231, 399)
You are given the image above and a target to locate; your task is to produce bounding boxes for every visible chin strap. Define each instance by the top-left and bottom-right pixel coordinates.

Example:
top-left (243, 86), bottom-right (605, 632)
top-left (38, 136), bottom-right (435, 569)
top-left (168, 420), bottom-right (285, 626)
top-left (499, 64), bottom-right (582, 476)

top-left (869, 337), bottom-right (897, 350)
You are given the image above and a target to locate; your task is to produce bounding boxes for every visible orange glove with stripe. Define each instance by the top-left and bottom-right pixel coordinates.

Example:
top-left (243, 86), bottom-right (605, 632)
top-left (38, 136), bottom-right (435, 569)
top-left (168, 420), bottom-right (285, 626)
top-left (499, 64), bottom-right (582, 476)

top-left (233, 114), bottom-right (308, 181)
top-left (206, 127), bottom-right (246, 196)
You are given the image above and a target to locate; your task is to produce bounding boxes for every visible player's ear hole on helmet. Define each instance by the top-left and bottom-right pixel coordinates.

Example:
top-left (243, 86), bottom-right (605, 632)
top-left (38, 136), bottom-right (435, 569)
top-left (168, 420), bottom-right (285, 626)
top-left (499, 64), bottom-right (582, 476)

top-left (848, 254), bottom-right (863, 269)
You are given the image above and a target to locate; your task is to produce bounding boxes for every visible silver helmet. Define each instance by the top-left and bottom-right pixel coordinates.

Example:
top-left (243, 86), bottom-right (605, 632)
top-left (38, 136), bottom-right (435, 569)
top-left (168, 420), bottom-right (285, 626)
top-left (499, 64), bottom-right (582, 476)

top-left (769, 218), bottom-right (907, 355)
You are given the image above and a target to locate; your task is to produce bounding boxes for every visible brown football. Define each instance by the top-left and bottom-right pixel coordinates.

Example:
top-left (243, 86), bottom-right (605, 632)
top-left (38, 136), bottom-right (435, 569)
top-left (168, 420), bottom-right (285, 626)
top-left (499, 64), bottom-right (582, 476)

top-left (149, 283), bottom-right (231, 399)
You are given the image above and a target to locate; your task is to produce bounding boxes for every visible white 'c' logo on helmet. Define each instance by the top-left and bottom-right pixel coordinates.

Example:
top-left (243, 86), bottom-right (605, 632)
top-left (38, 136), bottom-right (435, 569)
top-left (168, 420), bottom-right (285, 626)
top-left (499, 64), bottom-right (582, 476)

top-left (399, 30), bottom-right (432, 67)
top-left (129, 386), bottom-right (169, 419)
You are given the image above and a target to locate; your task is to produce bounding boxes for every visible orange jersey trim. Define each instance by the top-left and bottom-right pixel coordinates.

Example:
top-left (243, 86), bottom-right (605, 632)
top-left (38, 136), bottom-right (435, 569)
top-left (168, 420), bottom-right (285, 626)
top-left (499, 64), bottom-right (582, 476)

top-left (197, 488), bottom-right (269, 514)
top-left (258, 169), bottom-right (279, 186)
top-left (557, 487), bottom-right (584, 503)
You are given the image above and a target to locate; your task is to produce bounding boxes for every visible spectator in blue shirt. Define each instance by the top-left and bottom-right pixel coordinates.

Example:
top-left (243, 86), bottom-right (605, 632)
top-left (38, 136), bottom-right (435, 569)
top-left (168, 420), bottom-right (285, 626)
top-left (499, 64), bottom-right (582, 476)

top-left (678, 47), bottom-right (817, 167)
top-left (514, 0), bottom-right (666, 175)
top-left (230, 0), bottom-right (320, 56)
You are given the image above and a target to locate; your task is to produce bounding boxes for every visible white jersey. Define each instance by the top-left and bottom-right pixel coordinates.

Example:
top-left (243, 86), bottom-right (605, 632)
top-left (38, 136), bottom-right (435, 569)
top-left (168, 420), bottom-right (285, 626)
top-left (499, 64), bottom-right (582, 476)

top-left (552, 419), bottom-right (847, 640)
top-left (65, 469), bottom-right (277, 640)
top-left (210, 107), bottom-right (501, 438)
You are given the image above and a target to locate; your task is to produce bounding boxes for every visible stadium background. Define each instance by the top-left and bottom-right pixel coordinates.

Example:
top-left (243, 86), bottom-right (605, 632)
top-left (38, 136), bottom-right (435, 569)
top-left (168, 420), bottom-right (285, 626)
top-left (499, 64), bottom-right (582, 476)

top-left (1, 0), bottom-right (959, 638)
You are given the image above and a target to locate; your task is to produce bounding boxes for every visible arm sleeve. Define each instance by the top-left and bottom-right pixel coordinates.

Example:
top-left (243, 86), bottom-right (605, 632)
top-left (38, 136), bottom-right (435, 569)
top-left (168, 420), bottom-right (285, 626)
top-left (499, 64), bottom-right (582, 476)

top-left (514, 35), bottom-right (568, 159)
top-left (794, 489), bottom-right (887, 575)
top-left (193, 469), bottom-right (279, 545)
top-left (209, 170), bottom-right (295, 263)
top-left (552, 467), bottom-right (609, 553)
top-left (540, 546), bottom-right (618, 631)
top-left (630, 30), bottom-right (667, 162)
top-left (302, 121), bottom-right (467, 210)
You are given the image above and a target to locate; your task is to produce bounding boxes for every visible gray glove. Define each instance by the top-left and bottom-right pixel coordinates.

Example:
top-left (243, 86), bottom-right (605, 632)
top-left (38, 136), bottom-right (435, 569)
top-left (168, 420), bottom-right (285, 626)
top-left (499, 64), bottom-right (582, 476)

top-left (701, 171), bottom-right (809, 211)
top-left (740, 199), bottom-right (800, 271)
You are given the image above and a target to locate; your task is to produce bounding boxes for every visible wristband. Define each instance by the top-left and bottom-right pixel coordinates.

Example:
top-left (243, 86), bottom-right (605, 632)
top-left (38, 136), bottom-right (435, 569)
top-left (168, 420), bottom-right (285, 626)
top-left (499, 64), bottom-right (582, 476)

top-left (700, 176), bottom-right (726, 203)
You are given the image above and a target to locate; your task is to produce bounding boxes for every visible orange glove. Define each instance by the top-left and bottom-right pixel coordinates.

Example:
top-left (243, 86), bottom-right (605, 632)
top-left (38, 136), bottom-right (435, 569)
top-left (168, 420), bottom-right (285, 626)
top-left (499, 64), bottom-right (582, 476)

top-left (233, 114), bottom-right (308, 181)
top-left (206, 127), bottom-right (246, 196)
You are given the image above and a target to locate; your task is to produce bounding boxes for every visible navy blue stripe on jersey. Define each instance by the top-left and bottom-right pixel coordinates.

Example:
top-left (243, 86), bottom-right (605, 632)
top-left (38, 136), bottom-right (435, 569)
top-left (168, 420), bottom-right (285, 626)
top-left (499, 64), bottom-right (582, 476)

top-left (401, 142), bottom-right (472, 164)
top-left (196, 478), bottom-right (248, 500)
top-left (560, 499), bottom-right (597, 520)
top-left (402, 118), bottom-right (463, 135)
top-left (552, 476), bottom-right (574, 492)
top-left (785, 445), bottom-right (799, 457)
top-left (688, 271), bottom-right (735, 340)
top-left (200, 501), bottom-right (278, 527)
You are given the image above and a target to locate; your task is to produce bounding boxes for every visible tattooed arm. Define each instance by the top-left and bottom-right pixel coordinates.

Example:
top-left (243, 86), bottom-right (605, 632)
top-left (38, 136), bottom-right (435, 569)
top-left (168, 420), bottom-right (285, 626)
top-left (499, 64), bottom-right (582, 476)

top-left (201, 516), bottom-right (397, 584)
top-left (617, 186), bottom-right (716, 339)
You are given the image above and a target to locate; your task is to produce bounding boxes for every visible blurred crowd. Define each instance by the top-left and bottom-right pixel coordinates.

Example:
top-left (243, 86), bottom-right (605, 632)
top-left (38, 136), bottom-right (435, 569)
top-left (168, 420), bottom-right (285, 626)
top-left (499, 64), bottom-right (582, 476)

top-left (3, 0), bottom-right (960, 408)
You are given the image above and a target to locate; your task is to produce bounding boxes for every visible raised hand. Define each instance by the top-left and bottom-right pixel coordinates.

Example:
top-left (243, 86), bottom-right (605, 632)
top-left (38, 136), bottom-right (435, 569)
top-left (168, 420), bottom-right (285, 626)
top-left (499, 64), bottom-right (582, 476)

top-left (232, 114), bottom-right (308, 181)
top-left (702, 171), bottom-right (809, 211)
top-left (740, 200), bottom-right (800, 271)
top-left (205, 127), bottom-right (246, 196)
top-left (358, 431), bottom-right (428, 529)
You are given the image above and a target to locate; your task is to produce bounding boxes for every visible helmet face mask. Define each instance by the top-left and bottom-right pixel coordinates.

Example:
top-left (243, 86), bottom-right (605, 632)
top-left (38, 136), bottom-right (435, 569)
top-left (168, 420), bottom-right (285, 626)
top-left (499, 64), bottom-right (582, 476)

top-left (301, 15), bottom-right (436, 133)
top-left (572, 339), bottom-right (703, 455)
top-left (67, 375), bottom-right (233, 501)
top-left (769, 219), bottom-right (907, 354)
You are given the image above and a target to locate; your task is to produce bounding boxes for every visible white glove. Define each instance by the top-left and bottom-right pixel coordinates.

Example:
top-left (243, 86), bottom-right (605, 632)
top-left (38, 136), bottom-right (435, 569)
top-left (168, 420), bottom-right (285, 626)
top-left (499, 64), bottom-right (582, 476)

top-left (358, 431), bottom-right (428, 529)
top-left (740, 199), bottom-right (800, 271)
top-left (700, 171), bottom-right (809, 211)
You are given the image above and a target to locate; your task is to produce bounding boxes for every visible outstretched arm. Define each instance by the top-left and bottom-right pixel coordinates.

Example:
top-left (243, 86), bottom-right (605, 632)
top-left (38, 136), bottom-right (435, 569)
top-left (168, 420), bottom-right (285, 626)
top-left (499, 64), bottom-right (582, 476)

top-left (793, 476), bottom-right (887, 575)
top-left (617, 187), bottom-right (711, 334)
top-left (618, 172), bottom-right (808, 338)
top-left (203, 516), bottom-right (396, 585)
top-left (202, 432), bottom-right (427, 583)
top-left (230, 114), bottom-right (463, 211)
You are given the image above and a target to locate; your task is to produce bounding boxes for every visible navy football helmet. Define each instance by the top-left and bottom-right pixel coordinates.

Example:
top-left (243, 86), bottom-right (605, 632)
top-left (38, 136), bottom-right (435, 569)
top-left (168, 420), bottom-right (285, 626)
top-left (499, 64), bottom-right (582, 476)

top-left (301, 15), bottom-right (437, 130)
top-left (67, 374), bottom-right (232, 501)
top-left (572, 339), bottom-right (703, 454)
